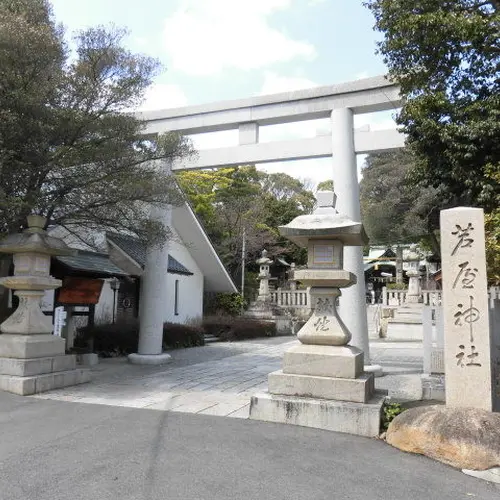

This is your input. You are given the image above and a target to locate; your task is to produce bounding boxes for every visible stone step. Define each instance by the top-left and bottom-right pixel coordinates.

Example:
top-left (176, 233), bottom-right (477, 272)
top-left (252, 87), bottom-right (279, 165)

top-left (268, 370), bottom-right (374, 403)
top-left (249, 391), bottom-right (386, 437)
top-left (204, 334), bottom-right (220, 344)
top-left (0, 368), bottom-right (90, 396)
top-left (0, 354), bottom-right (76, 377)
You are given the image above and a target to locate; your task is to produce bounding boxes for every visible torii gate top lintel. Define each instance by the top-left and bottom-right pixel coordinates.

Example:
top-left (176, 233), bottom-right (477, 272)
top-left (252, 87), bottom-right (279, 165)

top-left (137, 75), bottom-right (402, 136)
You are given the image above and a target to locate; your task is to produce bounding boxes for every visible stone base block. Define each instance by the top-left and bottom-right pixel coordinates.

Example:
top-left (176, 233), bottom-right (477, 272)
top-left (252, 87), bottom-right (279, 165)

top-left (0, 368), bottom-right (90, 396)
top-left (268, 370), bottom-right (374, 403)
top-left (0, 334), bottom-right (66, 359)
top-left (128, 352), bottom-right (172, 365)
top-left (386, 322), bottom-right (423, 341)
top-left (76, 353), bottom-right (99, 366)
top-left (421, 374), bottom-right (446, 401)
top-left (249, 391), bottom-right (386, 437)
top-left (364, 364), bottom-right (384, 378)
top-left (283, 344), bottom-right (363, 378)
top-left (0, 354), bottom-right (76, 376)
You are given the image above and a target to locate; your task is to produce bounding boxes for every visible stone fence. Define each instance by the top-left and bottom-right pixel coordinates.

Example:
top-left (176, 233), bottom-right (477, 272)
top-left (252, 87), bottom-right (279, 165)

top-left (381, 287), bottom-right (442, 306)
top-left (270, 288), bottom-right (310, 310)
top-left (382, 286), bottom-right (500, 307)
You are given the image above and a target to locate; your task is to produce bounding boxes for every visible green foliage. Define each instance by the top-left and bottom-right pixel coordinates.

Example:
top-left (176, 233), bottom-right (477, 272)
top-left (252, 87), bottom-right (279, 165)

top-left (163, 323), bottom-right (205, 349)
top-left (387, 282), bottom-right (407, 290)
top-left (360, 150), bottom-right (443, 254)
top-left (177, 166), bottom-right (314, 278)
top-left (316, 180), bottom-right (334, 192)
top-left (0, 0), bottom-right (192, 243)
top-left (485, 208), bottom-right (500, 285)
top-left (75, 320), bottom-right (204, 356)
top-left (203, 316), bottom-right (276, 341)
top-left (365, 0), bottom-right (500, 210)
top-left (214, 293), bottom-right (246, 316)
top-left (382, 402), bottom-right (405, 430)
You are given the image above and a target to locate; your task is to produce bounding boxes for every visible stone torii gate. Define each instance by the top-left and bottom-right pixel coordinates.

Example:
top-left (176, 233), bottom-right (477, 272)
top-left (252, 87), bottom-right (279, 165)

top-left (131, 75), bottom-right (404, 369)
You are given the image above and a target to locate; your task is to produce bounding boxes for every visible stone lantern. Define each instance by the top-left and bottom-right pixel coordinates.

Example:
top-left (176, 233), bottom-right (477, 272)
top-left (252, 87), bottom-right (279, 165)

top-left (256, 249), bottom-right (273, 302)
top-left (0, 215), bottom-right (90, 395)
top-left (405, 244), bottom-right (422, 304)
top-left (249, 192), bottom-right (385, 437)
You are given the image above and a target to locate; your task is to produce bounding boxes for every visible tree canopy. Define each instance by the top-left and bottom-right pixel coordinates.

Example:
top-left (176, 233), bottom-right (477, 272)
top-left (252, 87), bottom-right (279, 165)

top-left (0, 0), bottom-right (192, 244)
top-left (176, 167), bottom-right (315, 278)
top-left (365, 0), bottom-right (500, 210)
top-left (360, 150), bottom-right (443, 253)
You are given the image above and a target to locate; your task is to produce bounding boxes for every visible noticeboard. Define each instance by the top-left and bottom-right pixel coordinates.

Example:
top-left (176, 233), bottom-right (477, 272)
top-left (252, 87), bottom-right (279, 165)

top-left (57, 277), bottom-right (104, 305)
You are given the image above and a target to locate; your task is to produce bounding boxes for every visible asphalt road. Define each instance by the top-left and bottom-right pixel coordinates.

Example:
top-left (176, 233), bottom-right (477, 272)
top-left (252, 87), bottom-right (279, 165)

top-left (0, 392), bottom-right (498, 500)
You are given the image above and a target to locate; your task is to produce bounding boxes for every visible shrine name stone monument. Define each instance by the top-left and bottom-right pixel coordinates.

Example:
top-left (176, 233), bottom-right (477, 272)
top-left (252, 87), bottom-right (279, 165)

top-left (441, 207), bottom-right (499, 412)
top-left (0, 216), bottom-right (90, 395)
top-left (249, 192), bottom-right (385, 437)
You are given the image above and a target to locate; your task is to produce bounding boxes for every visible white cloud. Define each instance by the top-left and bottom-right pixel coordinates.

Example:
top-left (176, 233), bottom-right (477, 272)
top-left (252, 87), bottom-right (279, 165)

top-left (354, 71), bottom-right (370, 80)
top-left (162, 0), bottom-right (316, 76)
top-left (137, 83), bottom-right (188, 111)
top-left (259, 72), bottom-right (318, 95)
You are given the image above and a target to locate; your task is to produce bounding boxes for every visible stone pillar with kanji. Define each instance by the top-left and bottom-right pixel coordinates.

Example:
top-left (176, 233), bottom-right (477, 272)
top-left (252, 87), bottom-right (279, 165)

top-left (440, 207), bottom-right (499, 412)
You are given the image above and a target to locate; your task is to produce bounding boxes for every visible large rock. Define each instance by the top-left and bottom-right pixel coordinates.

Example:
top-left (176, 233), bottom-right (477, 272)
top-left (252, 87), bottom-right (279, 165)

top-left (386, 405), bottom-right (500, 470)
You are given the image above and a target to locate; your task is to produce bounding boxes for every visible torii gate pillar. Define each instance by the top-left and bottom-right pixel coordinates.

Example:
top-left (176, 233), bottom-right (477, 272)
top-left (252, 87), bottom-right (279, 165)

top-left (331, 108), bottom-right (381, 374)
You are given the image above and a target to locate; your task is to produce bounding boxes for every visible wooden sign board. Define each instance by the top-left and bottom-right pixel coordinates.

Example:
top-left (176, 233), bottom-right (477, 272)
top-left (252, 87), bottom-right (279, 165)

top-left (58, 277), bottom-right (104, 305)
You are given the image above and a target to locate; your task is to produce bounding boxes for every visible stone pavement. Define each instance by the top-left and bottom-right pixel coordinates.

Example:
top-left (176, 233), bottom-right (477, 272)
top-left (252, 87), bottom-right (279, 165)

top-left (32, 336), bottom-right (426, 416)
top-left (2, 391), bottom-right (498, 500)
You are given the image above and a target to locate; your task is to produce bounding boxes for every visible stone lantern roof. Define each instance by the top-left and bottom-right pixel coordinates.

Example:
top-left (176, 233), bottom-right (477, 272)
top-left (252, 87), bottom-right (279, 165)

top-left (0, 215), bottom-right (74, 257)
top-left (278, 191), bottom-right (368, 248)
top-left (256, 249), bottom-right (273, 265)
top-left (406, 244), bottom-right (421, 262)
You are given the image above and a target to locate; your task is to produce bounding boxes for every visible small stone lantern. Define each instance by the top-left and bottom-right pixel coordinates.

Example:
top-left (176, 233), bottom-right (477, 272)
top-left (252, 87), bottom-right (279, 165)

top-left (0, 215), bottom-right (90, 395)
top-left (256, 249), bottom-right (273, 302)
top-left (405, 244), bottom-right (422, 304)
top-left (249, 192), bottom-right (385, 437)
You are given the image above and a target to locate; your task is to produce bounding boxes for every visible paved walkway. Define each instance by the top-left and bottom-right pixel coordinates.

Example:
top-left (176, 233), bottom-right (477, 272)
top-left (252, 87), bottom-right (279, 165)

top-left (32, 337), bottom-right (426, 417)
top-left (1, 391), bottom-right (498, 500)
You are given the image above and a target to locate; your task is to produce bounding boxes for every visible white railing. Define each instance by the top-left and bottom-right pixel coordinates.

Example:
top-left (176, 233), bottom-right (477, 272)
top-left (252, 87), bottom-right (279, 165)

top-left (381, 288), bottom-right (407, 306)
top-left (383, 286), bottom-right (499, 307)
top-left (422, 290), bottom-right (442, 306)
top-left (270, 288), bottom-right (310, 309)
top-left (422, 305), bottom-right (445, 375)
top-left (489, 286), bottom-right (500, 306)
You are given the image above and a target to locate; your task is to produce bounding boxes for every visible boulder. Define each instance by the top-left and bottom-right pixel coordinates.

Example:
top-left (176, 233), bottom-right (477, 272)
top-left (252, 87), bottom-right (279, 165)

top-left (386, 405), bottom-right (500, 470)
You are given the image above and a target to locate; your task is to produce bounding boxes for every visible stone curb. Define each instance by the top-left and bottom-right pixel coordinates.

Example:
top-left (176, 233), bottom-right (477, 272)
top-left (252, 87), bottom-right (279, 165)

top-left (462, 468), bottom-right (500, 484)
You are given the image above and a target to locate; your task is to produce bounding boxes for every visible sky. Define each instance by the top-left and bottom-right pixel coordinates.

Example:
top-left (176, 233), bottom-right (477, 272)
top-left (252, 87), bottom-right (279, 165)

top-left (50, 0), bottom-right (398, 187)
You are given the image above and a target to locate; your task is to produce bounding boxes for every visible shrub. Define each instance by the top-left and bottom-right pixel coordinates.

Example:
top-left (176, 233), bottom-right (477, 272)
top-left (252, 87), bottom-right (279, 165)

top-left (75, 319), bottom-right (204, 357)
top-left (387, 282), bottom-right (407, 290)
top-left (382, 402), bottom-right (405, 431)
top-left (214, 293), bottom-right (246, 316)
top-left (203, 316), bottom-right (276, 341)
top-left (163, 322), bottom-right (205, 349)
top-left (75, 320), bottom-right (139, 357)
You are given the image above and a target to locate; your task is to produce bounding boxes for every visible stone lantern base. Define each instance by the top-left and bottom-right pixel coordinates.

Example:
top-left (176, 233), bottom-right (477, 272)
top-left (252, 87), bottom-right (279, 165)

top-left (249, 344), bottom-right (386, 437)
top-left (0, 334), bottom-right (90, 395)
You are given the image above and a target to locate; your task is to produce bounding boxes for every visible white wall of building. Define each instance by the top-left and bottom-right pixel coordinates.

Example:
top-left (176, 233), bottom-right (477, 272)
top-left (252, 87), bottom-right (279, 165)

top-left (90, 231), bottom-right (204, 326)
top-left (164, 231), bottom-right (204, 325)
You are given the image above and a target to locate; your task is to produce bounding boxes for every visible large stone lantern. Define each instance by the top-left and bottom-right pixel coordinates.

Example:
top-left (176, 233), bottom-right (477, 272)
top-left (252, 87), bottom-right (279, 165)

top-left (249, 192), bottom-right (385, 437)
top-left (0, 215), bottom-right (90, 395)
